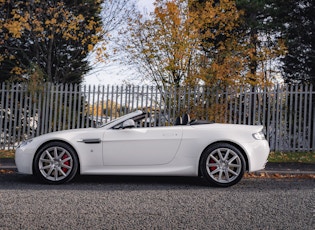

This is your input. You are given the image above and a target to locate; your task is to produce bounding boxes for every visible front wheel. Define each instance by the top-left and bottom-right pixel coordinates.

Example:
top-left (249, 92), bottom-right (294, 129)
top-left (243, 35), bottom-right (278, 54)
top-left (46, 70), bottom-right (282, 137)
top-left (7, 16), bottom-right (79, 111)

top-left (200, 143), bottom-right (245, 187)
top-left (33, 142), bottom-right (79, 184)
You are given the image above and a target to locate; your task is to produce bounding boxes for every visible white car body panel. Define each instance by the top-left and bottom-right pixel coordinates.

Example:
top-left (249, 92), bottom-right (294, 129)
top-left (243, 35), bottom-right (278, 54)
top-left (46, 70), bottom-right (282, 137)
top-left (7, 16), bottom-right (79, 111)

top-left (102, 127), bottom-right (182, 166)
top-left (15, 110), bottom-right (270, 179)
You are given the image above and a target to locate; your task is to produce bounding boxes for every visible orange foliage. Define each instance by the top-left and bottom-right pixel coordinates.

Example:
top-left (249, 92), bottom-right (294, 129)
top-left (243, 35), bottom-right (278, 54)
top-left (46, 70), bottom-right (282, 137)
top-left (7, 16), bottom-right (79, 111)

top-left (123, 0), bottom-right (286, 88)
top-left (0, 1), bottom-right (105, 79)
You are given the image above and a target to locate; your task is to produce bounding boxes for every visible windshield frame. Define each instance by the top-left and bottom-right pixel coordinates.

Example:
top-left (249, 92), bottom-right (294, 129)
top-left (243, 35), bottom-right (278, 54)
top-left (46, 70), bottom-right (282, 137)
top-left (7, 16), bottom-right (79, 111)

top-left (99, 110), bottom-right (145, 129)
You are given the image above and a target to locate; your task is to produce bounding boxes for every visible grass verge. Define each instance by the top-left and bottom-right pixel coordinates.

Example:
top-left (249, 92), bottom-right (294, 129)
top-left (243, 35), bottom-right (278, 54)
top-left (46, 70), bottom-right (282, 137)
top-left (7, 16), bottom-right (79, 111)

top-left (268, 151), bottom-right (315, 164)
top-left (0, 149), bottom-right (314, 163)
top-left (0, 150), bottom-right (15, 159)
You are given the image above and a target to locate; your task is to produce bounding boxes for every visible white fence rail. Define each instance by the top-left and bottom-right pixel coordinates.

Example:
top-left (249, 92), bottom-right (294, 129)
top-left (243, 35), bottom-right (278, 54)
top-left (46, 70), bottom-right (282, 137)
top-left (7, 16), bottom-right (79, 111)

top-left (0, 83), bottom-right (314, 151)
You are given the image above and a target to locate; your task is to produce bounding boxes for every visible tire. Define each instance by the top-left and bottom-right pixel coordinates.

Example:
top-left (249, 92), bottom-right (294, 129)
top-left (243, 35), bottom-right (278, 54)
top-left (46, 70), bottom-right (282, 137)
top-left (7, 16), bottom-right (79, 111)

top-left (33, 142), bottom-right (79, 184)
top-left (200, 143), bottom-right (245, 187)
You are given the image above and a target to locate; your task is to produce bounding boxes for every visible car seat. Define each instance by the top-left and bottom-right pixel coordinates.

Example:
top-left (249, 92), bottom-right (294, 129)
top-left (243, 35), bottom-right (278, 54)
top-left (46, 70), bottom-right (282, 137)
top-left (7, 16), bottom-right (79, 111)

top-left (182, 113), bottom-right (190, 125)
top-left (174, 116), bottom-right (182, 125)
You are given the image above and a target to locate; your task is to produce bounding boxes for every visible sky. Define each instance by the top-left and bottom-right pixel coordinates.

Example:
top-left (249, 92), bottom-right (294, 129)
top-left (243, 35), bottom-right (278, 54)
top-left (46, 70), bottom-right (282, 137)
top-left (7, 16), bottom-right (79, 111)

top-left (137, 0), bottom-right (155, 11)
top-left (83, 0), bottom-right (155, 86)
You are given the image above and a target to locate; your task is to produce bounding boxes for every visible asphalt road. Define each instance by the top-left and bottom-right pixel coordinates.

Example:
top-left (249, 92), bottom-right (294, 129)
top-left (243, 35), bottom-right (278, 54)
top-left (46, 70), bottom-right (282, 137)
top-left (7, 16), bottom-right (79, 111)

top-left (0, 174), bottom-right (314, 230)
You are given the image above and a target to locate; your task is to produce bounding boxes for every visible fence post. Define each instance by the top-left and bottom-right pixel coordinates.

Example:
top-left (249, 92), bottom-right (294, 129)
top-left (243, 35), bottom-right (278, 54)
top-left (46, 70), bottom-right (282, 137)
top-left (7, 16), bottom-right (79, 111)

top-left (313, 87), bottom-right (315, 150)
top-left (0, 83), bottom-right (4, 149)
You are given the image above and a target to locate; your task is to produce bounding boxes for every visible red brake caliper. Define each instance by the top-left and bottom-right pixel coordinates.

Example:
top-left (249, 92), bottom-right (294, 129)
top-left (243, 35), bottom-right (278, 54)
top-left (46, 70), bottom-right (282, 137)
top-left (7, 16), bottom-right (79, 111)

top-left (62, 154), bottom-right (70, 173)
top-left (210, 159), bottom-right (216, 171)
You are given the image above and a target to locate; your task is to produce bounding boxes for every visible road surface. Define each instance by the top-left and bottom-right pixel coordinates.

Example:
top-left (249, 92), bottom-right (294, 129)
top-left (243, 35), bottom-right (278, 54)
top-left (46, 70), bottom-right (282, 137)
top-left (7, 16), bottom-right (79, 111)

top-left (0, 173), bottom-right (314, 229)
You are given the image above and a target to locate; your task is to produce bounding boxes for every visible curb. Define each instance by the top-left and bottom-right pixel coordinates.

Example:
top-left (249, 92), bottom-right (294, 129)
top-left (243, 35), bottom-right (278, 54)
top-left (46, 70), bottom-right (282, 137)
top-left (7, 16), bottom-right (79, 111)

top-left (259, 170), bottom-right (315, 175)
top-left (0, 166), bottom-right (17, 170)
top-left (245, 170), bottom-right (315, 179)
top-left (1, 159), bottom-right (315, 175)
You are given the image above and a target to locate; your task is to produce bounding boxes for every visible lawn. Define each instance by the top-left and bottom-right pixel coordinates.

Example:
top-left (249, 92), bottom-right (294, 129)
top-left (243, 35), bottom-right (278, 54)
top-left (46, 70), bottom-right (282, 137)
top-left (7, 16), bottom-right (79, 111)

top-left (0, 150), bottom-right (15, 159)
top-left (268, 151), bottom-right (315, 164)
top-left (0, 149), bottom-right (314, 163)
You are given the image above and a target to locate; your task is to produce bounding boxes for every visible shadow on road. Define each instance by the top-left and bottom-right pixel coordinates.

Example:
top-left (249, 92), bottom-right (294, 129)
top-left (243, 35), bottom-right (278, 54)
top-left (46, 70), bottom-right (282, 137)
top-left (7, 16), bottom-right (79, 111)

top-left (0, 172), bottom-right (314, 192)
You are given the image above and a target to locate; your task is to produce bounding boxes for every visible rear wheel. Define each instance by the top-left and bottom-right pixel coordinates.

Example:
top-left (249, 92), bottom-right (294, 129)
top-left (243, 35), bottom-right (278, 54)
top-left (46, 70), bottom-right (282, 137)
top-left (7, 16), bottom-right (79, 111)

top-left (33, 142), bottom-right (79, 184)
top-left (200, 143), bottom-right (245, 187)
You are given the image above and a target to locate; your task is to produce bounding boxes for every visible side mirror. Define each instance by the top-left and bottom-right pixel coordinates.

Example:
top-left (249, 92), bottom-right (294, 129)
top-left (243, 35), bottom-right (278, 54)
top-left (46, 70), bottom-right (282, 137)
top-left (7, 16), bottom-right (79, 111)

top-left (122, 119), bottom-right (136, 129)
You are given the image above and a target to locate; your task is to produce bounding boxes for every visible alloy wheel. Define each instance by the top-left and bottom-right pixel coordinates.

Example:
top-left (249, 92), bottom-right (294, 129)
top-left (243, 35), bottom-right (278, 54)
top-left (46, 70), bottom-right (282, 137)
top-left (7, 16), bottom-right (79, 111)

top-left (38, 146), bottom-right (73, 182)
top-left (206, 148), bottom-right (242, 184)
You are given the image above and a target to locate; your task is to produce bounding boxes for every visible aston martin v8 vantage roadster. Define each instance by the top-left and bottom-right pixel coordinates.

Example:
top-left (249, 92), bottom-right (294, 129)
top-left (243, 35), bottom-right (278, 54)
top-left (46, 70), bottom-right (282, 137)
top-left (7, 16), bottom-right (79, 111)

top-left (15, 110), bottom-right (269, 187)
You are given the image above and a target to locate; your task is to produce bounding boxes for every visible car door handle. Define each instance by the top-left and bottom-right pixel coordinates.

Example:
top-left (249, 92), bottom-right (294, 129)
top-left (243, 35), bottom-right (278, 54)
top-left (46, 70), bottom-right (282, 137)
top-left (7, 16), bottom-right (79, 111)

top-left (77, 138), bottom-right (101, 144)
top-left (162, 133), bottom-right (179, 137)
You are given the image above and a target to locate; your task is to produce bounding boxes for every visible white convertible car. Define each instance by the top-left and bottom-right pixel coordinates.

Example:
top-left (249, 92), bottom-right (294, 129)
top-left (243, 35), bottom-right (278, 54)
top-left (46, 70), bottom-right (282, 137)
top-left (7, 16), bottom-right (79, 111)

top-left (15, 110), bottom-right (269, 187)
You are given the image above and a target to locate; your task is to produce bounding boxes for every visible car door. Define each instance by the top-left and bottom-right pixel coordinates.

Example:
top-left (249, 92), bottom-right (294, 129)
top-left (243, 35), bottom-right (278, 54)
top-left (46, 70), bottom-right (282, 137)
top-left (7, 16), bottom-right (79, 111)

top-left (102, 126), bottom-right (183, 166)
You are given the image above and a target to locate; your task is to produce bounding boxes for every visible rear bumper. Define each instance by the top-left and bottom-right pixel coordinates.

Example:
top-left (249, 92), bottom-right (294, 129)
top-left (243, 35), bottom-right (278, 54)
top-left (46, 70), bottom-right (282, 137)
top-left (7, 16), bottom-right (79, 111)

top-left (243, 140), bottom-right (270, 172)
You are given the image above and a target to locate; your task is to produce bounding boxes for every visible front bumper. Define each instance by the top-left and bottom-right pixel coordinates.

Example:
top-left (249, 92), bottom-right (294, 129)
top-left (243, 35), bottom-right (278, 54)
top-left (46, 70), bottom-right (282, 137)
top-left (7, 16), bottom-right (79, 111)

top-left (15, 146), bottom-right (36, 175)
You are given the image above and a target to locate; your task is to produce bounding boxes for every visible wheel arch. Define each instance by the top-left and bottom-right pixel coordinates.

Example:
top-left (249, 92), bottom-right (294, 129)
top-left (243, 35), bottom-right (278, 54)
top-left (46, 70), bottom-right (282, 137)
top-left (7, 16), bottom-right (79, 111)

top-left (198, 141), bottom-right (249, 176)
top-left (32, 139), bottom-right (81, 175)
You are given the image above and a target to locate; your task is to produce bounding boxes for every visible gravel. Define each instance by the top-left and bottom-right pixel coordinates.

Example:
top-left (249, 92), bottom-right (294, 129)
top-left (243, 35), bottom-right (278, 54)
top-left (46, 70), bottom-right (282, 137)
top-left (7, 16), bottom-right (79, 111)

top-left (0, 174), bottom-right (314, 229)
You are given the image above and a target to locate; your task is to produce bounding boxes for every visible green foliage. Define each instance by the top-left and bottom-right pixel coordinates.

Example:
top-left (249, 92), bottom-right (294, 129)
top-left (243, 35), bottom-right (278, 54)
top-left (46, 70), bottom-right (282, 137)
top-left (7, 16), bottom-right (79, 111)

top-left (268, 152), bottom-right (315, 164)
top-left (0, 0), bottom-right (103, 84)
top-left (0, 150), bottom-right (15, 159)
top-left (237, 0), bottom-right (314, 85)
top-left (270, 0), bottom-right (314, 85)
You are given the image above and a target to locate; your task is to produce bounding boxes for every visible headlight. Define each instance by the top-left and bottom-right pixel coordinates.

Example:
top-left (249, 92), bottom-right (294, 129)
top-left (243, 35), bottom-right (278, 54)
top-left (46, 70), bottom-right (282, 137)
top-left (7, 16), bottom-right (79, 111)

top-left (252, 131), bottom-right (266, 140)
top-left (17, 139), bottom-right (33, 148)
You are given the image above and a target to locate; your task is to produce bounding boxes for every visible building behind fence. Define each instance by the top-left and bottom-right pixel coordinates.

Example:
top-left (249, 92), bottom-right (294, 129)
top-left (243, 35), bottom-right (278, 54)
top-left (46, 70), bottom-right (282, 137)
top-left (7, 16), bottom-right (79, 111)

top-left (0, 83), bottom-right (314, 151)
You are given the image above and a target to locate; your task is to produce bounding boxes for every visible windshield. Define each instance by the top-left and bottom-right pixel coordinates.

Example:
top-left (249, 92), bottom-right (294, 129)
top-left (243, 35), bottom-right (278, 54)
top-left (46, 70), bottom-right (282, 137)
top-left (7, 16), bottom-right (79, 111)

top-left (99, 114), bottom-right (131, 128)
